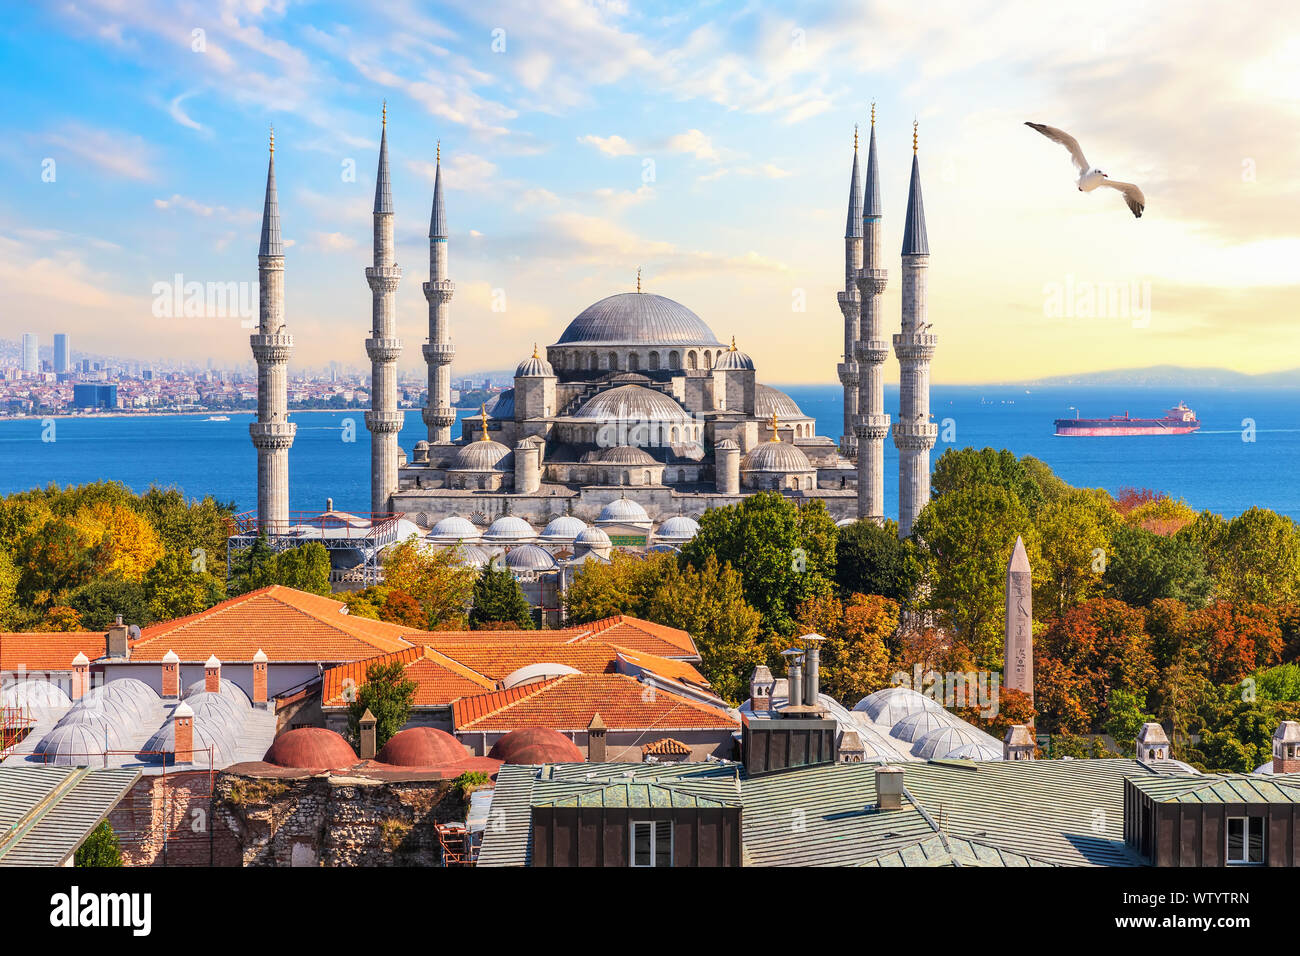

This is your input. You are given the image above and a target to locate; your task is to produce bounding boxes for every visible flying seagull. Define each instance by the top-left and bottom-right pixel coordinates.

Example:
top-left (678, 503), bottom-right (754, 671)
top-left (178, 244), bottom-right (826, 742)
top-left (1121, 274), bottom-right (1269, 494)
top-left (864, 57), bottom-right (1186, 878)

top-left (1024, 122), bottom-right (1145, 218)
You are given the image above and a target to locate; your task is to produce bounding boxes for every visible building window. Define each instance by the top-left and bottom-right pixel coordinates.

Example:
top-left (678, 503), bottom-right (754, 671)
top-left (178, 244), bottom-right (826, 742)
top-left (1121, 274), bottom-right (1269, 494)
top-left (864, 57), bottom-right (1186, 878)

top-left (649, 351), bottom-right (660, 370)
top-left (609, 352), bottom-right (618, 370)
top-left (628, 352), bottom-right (639, 371)
top-left (1226, 816), bottom-right (1264, 865)
top-left (669, 351), bottom-right (680, 370)
top-left (631, 820), bottom-right (672, 867)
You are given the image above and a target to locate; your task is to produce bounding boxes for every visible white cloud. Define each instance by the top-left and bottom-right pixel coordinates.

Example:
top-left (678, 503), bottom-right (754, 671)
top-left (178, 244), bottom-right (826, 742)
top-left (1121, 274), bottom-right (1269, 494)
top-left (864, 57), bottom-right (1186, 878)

top-left (578, 134), bottom-right (637, 157)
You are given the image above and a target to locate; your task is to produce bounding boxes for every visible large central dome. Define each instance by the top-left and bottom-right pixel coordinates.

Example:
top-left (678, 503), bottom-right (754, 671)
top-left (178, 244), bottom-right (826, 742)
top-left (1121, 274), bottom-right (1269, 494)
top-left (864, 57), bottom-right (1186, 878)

top-left (555, 293), bottom-right (722, 347)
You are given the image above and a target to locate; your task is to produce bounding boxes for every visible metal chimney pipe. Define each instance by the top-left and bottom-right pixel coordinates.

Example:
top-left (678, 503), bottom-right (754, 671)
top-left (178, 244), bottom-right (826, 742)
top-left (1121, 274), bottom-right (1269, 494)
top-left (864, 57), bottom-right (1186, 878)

top-left (802, 635), bottom-right (825, 706)
top-left (782, 649), bottom-right (804, 711)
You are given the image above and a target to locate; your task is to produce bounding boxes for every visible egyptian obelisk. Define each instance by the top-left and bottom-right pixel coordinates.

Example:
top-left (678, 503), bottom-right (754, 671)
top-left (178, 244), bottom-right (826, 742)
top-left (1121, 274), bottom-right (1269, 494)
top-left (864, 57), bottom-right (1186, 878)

top-left (1004, 536), bottom-right (1033, 700)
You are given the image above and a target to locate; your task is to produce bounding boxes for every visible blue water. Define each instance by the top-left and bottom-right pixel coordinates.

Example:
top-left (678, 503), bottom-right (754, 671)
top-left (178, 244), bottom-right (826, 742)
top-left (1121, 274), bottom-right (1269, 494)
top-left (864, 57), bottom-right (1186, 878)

top-left (0, 386), bottom-right (1296, 519)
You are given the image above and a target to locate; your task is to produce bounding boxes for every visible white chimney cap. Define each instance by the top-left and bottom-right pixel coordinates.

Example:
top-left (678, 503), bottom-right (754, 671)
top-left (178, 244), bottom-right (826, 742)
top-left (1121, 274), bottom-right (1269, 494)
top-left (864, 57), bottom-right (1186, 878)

top-left (174, 701), bottom-right (194, 718)
top-left (253, 648), bottom-right (268, 662)
top-left (799, 633), bottom-right (826, 644)
top-left (205, 654), bottom-right (221, 668)
top-left (162, 649), bottom-right (180, 663)
top-left (71, 652), bottom-right (90, 665)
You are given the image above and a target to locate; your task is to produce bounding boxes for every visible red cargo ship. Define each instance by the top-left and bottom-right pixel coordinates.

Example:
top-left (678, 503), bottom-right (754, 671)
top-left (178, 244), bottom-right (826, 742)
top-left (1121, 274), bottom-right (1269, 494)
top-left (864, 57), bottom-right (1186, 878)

top-left (1054, 401), bottom-right (1200, 437)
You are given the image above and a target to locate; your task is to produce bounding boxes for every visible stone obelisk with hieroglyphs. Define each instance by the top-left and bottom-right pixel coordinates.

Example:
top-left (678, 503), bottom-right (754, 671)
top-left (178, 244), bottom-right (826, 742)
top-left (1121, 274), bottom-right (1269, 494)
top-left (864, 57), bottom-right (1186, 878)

top-left (1004, 535), bottom-right (1033, 700)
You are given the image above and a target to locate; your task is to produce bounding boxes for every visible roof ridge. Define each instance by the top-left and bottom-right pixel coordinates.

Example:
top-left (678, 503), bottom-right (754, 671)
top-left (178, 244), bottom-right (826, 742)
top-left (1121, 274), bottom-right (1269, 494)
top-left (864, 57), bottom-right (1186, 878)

top-left (458, 676), bottom-right (568, 727)
top-left (419, 645), bottom-right (497, 690)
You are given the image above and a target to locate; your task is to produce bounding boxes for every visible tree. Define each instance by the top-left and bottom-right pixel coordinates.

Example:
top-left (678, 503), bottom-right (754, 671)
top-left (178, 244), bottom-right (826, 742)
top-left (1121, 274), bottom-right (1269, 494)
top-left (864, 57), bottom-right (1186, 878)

top-left (834, 519), bottom-right (918, 603)
top-left (930, 447), bottom-right (1045, 515)
top-left (75, 821), bottom-right (123, 867)
top-left (67, 502), bottom-right (164, 582)
top-left (0, 548), bottom-right (19, 630)
top-left (1104, 524), bottom-right (1211, 608)
top-left (1103, 689), bottom-right (1157, 746)
top-left (1185, 602), bottom-right (1283, 685)
top-left (642, 554), bottom-right (767, 704)
top-left (136, 487), bottom-right (237, 579)
top-left (142, 551), bottom-right (226, 622)
top-left (1034, 488), bottom-right (1117, 616)
top-left (40, 605), bottom-right (84, 631)
top-left (379, 538), bottom-right (477, 629)
top-left (470, 564), bottom-right (535, 629)
top-left (228, 539), bottom-right (331, 597)
top-left (67, 578), bottom-right (150, 629)
top-left (1213, 507), bottom-right (1300, 605)
top-left (15, 518), bottom-right (96, 609)
top-left (680, 493), bottom-right (837, 635)
top-left (1122, 495), bottom-right (1197, 536)
top-left (347, 660), bottom-right (417, 750)
top-left (794, 592), bottom-right (897, 705)
top-left (564, 551), bottom-right (674, 623)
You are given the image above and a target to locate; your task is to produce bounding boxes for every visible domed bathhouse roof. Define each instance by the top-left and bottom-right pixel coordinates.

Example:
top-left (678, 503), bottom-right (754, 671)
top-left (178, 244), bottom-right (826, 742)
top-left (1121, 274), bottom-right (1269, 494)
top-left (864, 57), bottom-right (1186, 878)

top-left (556, 292), bottom-right (722, 347)
top-left (853, 686), bottom-right (943, 727)
top-left (487, 727), bottom-right (584, 764)
top-left (57, 693), bottom-right (140, 733)
top-left (482, 515), bottom-right (537, 544)
top-left (142, 715), bottom-right (236, 766)
top-left (947, 742), bottom-right (1003, 761)
top-left (263, 727), bottom-right (359, 770)
top-left (540, 514), bottom-right (588, 542)
top-left (654, 515), bottom-right (700, 542)
top-left (376, 727), bottom-right (469, 768)
top-left (184, 678), bottom-right (251, 708)
top-left (713, 336), bottom-right (755, 371)
top-left (596, 495), bottom-right (650, 525)
top-left (891, 708), bottom-right (956, 744)
top-left (911, 724), bottom-right (986, 760)
top-left (503, 544), bottom-right (557, 571)
top-left (1, 679), bottom-right (71, 712)
top-left (99, 678), bottom-right (162, 717)
top-left (593, 444), bottom-right (658, 465)
top-left (33, 722), bottom-right (107, 765)
top-left (428, 515), bottom-right (482, 543)
top-left (574, 384), bottom-right (693, 423)
top-left (51, 708), bottom-right (132, 750)
top-left (515, 344), bottom-right (554, 378)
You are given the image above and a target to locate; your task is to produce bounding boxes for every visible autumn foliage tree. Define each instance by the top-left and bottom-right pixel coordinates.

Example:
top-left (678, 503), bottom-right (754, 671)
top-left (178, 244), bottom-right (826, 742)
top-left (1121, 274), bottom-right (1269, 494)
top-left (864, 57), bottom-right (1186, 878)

top-left (793, 593), bottom-right (897, 705)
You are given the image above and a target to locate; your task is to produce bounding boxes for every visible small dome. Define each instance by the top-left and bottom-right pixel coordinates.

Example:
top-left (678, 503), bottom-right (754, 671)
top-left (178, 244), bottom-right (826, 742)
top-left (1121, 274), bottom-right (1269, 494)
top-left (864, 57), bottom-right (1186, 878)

top-left (911, 725), bottom-right (984, 760)
top-left (655, 515), bottom-right (700, 541)
top-left (34, 722), bottom-right (107, 765)
top-left (52, 709), bottom-right (132, 750)
top-left (502, 663), bottom-right (582, 689)
top-left (1, 679), bottom-right (71, 712)
top-left (574, 385), bottom-right (692, 423)
top-left (594, 445), bottom-right (657, 465)
top-left (540, 514), bottom-right (588, 542)
top-left (503, 544), bottom-right (557, 571)
top-left (574, 526), bottom-right (612, 550)
top-left (741, 440), bottom-right (812, 473)
top-left (483, 515), bottom-right (537, 544)
top-left (597, 496), bottom-right (650, 524)
top-left (515, 348), bottom-right (554, 378)
top-left (891, 709), bottom-right (955, 743)
top-left (450, 439), bottom-right (512, 472)
top-left (487, 727), bottom-right (584, 764)
top-left (263, 727), bottom-right (358, 769)
top-left (714, 438), bottom-right (739, 451)
top-left (555, 292), bottom-right (722, 347)
top-left (428, 516), bottom-right (482, 543)
top-left (754, 383), bottom-right (805, 420)
top-left (60, 692), bottom-right (140, 733)
top-left (142, 715), bottom-right (236, 765)
top-left (947, 742), bottom-right (1003, 761)
top-left (184, 677), bottom-right (251, 706)
top-left (375, 727), bottom-right (469, 768)
top-left (713, 339), bottom-right (755, 370)
top-left (452, 543), bottom-right (493, 567)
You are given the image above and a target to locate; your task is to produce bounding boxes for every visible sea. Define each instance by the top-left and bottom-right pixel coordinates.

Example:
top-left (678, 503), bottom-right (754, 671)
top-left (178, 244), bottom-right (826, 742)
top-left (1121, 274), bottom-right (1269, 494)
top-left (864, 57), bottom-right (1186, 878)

top-left (1, 385), bottom-right (1296, 520)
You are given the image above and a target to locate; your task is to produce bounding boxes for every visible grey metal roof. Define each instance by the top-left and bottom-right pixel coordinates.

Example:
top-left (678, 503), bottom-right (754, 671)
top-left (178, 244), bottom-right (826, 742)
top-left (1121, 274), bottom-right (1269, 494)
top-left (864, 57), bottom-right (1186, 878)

top-left (0, 765), bottom-right (140, 866)
top-left (863, 123), bottom-right (882, 219)
top-left (860, 833), bottom-right (1058, 867)
top-left (1129, 772), bottom-right (1300, 804)
top-left (486, 388), bottom-right (514, 420)
top-left (374, 123), bottom-right (393, 214)
top-left (503, 544), bottom-right (557, 571)
top-left (429, 156), bottom-right (446, 238)
top-left (258, 150), bottom-right (282, 257)
top-left (555, 293), bottom-right (722, 346)
top-left (845, 141), bottom-right (863, 238)
top-left (901, 151), bottom-right (929, 256)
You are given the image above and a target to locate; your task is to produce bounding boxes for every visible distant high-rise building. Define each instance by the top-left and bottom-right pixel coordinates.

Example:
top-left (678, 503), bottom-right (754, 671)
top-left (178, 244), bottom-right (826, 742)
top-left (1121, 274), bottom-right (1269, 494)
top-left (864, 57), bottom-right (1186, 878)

top-left (53, 334), bottom-right (70, 373)
top-left (21, 333), bottom-right (38, 374)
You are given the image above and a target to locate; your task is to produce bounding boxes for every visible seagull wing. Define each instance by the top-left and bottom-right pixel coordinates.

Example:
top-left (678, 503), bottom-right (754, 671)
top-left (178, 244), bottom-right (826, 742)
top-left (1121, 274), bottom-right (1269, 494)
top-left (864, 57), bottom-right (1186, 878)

top-left (1099, 179), bottom-right (1145, 218)
top-left (1024, 122), bottom-right (1089, 174)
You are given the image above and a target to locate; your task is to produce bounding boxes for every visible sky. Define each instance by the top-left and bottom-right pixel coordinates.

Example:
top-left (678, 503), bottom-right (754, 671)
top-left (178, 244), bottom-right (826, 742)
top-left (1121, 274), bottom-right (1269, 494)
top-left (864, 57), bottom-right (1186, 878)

top-left (2, 0), bottom-right (1299, 384)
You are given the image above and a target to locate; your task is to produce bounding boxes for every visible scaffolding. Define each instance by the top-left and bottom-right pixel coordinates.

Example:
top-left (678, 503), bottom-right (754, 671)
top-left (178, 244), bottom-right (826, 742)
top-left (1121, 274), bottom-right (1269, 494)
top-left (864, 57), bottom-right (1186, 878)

top-left (226, 510), bottom-right (406, 587)
top-left (1, 706), bottom-right (37, 757)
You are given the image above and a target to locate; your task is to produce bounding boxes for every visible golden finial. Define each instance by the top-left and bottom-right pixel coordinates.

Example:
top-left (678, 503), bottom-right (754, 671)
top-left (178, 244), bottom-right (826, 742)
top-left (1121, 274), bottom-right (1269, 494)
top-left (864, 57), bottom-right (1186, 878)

top-left (769, 410), bottom-right (781, 442)
top-left (913, 118), bottom-right (918, 153)
top-left (478, 403), bottom-right (489, 440)
top-left (729, 335), bottom-right (737, 352)
top-left (436, 140), bottom-right (440, 164)
top-left (269, 125), bottom-right (275, 154)
top-left (636, 267), bottom-right (641, 293)
top-left (532, 342), bottom-right (540, 360)
top-left (382, 100), bottom-right (387, 129)
top-left (871, 101), bottom-right (876, 127)
top-left (854, 124), bottom-right (859, 151)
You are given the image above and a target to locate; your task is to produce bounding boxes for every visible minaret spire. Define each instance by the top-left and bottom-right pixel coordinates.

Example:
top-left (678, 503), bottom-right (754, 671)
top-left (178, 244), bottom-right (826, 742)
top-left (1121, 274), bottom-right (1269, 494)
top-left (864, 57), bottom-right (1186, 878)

top-left (837, 125), bottom-right (864, 458)
top-left (422, 137), bottom-right (455, 443)
top-left (250, 129), bottom-right (295, 532)
top-left (365, 105), bottom-right (404, 514)
top-left (893, 124), bottom-right (937, 538)
top-left (854, 109), bottom-right (890, 525)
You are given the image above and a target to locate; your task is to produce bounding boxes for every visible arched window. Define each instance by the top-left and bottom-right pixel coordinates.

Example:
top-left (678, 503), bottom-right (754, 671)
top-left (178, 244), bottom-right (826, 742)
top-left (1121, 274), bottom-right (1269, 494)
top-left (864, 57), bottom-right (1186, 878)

top-left (649, 351), bottom-right (660, 370)
top-left (628, 352), bottom-right (640, 371)
top-left (703, 350), bottom-right (711, 368)
top-left (608, 352), bottom-right (618, 370)
top-left (478, 476), bottom-right (487, 490)
top-left (589, 351), bottom-right (598, 370)
top-left (677, 469), bottom-right (685, 484)
top-left (643, 470), bottom-right (651, 485)
top-left (554, 352), bottom-right (565, 370)
top-left (687, 351), bottom-right (697, 370)
top-left (668, 351), bottom-right (680, 370)
top-left (670, 426), bottom-right (679, 442)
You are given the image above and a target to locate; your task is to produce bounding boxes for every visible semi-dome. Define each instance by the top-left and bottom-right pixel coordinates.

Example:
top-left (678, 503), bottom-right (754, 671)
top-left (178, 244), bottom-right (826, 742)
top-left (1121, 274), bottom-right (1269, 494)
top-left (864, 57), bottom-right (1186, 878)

top-left (34, 722), bottom-right (107, 765)
top-left (597, 496), bottom-right (650, 524)
top-left (540, 514), bottom-right (588, 542)
top-left (1, 679), bottom-right (71, 712)
top-left (556, 293), bottom-right (722, 347)
top-left (755, 384), bottom-right (806, 419)
top-left (450, 438), bottom-right (512, 472)
top-left (482, 515), bottom-right (537, 544)
top-left (741, 440), bottom-right (812, 473)
top-left (574, 384), bottom-right (693, 423)
top-left (713, 338), bottom-right (755, 371)
top-left (891, 708), bottom-right (955, 743)
top-left (263, 727), bottom-right (358, 770)
top-left (184, 678), bottom-right (251, 708)
top-left (574, 526), bottom-right (612, 549)
top-left (655, 515), bottom-right (700, 541)
top-left (375, 727), bottom-right (468, 768)
top-left (515, 346), bottom-right (554, 378)
top-left (503, 544), bottom-right (557, 571)
top-left (594, 445), bottom-right (657, 465)
top-left (428, 516), bottom-right (482, 543)
top-left (487, 727), bottom-right (584, 764)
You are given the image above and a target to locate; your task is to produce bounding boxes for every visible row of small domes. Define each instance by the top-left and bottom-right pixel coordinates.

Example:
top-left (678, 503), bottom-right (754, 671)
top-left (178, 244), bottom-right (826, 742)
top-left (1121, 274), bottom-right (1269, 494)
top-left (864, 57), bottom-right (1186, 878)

top-left (428, 508), bottom-right (700, 544)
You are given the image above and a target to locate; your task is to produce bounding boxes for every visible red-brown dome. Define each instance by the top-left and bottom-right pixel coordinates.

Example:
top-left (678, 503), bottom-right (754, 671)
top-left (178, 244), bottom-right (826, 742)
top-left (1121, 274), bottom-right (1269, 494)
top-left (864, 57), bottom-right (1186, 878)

top-left (487, 727), bottom-right (584, 764)
top-left (263, 727), bottom-right (358, 769)
top-left (376, 727), bottom-right (468, 768)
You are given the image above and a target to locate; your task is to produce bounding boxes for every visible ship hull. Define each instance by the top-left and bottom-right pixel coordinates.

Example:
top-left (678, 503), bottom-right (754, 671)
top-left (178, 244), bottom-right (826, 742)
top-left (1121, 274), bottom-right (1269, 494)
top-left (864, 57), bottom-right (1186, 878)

top-left (1054, 422), bottom-right (1200, 437)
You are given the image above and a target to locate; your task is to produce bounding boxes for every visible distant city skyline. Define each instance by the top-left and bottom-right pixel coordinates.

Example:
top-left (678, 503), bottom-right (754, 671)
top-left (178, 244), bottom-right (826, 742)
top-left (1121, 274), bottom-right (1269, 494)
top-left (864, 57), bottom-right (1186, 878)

top-left (3, 2), bottom-right (1299, 383)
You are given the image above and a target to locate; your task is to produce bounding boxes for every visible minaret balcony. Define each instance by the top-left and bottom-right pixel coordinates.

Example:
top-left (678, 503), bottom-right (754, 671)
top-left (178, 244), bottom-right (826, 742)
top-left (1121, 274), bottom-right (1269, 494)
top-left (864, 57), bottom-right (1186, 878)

top-left (422, 342), bottom-right (456, 364)
top-left (249, 420), bottom-right (297, 449)
top-left (366, 337), bottom-right (403, 362)
top-left (422, 406), bottom-right (457, 428)
top-left (892, 332), bottom-right (938, 362)
top-left (854, 413), bottom-right (891, 442)
top-left (892, 419), bottom-right (938, 450)
top-left (249, 333), bottom-right (294, 363)
top-left (855, 268), bottom-right (888, 296)
top-left (854, 339), bottom-right (890, 364)
top-left (365, 410), bottom-right (405, 434)
top-left (423, 279), bottom-right (455, 302)
top-left (837, 362), bottom-right (860, 387)
top-left (365, 265), bottom-right (403, 293)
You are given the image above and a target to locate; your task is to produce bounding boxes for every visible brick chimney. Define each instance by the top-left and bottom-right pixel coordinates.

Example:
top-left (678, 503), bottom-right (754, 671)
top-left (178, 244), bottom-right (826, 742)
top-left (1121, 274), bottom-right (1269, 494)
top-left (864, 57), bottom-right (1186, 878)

top-left (252, 648), bottom-right (268, 707)
top-left (173, 701), bottom-right (194, 763)
top-left (1273, 721), bottom-right (1300, 775)
top-left (359, 708), bottom-right (377, 760)
top-left (749, 665), bottom-right (774, 712)
top-left (105, 614), bottom-right (129, 660)
top-left (1004, 724), bottom-right (1035, 761)
top-left (875, 765), bottom-right (904, 810)
top-left (204, 654), bottom-right (221, 693)
top-left (587, 712), bottom-right (607, 762)
top-left (70, 652), bottom-right (90, 700)
top-left (1136, 722), bottom-right (1170, 762)
top-left (161, 649), bottom-right (180, 700)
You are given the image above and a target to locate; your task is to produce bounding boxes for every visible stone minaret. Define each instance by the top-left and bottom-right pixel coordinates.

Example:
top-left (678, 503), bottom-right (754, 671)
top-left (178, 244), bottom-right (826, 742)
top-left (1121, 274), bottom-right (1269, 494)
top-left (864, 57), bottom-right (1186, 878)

top-left (365, 104), bottom-right (404, 514)
top-left (1004, 535), bottom-right (1033, 700)
top-left (422, 142), bottom-right (456, 444)
top-left (892, 121), bottom-right (937, 538)
top-left (854, 107), bottom-right (890, 523)
top-left (836, 127), bottom-right (863, 457)
top-left (249, 128), bottom-right (295, 532)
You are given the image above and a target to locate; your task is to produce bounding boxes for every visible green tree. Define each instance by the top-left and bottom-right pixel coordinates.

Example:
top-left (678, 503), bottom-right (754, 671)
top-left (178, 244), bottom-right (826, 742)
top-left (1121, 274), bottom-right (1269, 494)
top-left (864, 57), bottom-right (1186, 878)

top-left (1213, 507), bottom-right (1300, 605)
top-left (470, 564), bottom-right (535, 629)
top-left (930, 447), bottom-right (1046, 515)
top-left (1035, 488), bottom-right (1118, 616)
top-left (564, 551), bottom-right (674, 623)
top-left (379, 538), bottom-right (477, 629)
top-left (1104, 524), bottom-right (1211, 608)
top-left (15, 518), bottom-right (96, 608)
top-left (680, 493), bottom-right (836, 635)
top-left (142, 551), bottom-right (226, 622)
top-left (67, 577), bottom-right (150, 629)
top-left (74, 821), bottom-right (123, 867)
top-left (0, 548), bottom-right (19, 630)
top-left (228, 539), bottom-right (331, 597)
top-left (137, 487), bottom-right (237, 578)
top-left (1102, 689), bottom-right (1157, 746)
top-left (347, 660), bottom-right (417, 750)
top-left (834, 519), bottom-right (918, 603)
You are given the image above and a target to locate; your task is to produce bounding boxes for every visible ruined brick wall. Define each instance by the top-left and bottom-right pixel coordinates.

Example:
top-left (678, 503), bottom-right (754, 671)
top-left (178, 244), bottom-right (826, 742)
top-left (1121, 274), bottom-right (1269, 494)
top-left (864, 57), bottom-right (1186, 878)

top-left (108, 771), bottom-right (243, 867)
top-left (211, 773), bottom-right (466, 867)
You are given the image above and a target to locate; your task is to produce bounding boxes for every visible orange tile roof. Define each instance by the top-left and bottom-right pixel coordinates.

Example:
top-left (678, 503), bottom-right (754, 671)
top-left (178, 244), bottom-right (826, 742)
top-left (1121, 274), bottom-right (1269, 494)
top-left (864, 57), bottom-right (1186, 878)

top-left (609, 646), bottom-right (710, 689)
top-left (0, 632), bottom-right (106, 672)
top-left (452, 673), bottom-right (737, 733)
top-left (321, 646), bottom-right (496, 708)
top-left (642, 737), bottom-right (691, 756)
top-left (129, 586), bottom-right (418, 662)
top-left (410, 615), bottom-right (699, 661)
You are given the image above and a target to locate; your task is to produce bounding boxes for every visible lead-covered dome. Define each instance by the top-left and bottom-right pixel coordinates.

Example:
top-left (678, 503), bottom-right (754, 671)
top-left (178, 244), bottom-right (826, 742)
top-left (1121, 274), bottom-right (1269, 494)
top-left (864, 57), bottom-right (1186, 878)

top-left (714, 339), bottom-right (755, 371)
top-left (483, 515), bottom-right (537, 544)
top-left (597, 496), bottom-right (650, 524)
top-left (515, 347), bottom-right (554, 378)
top-left (741, 440), bottom-right (812, 473)
top-left (503, 544), bottom-right (557, 571)
top-left (450, 439), bottom-right (512, 472)
top-left (540, 514), bottom-right (587, 542)
top-left (428, 516), bottom-right (482, 543)
top-left (655, 515), bottom-right (700, 541)
top-left (556, 293), bottom-right (721, 347)
top-left (594, 445), bottom-right (657, 465)
top-left (574, 385), bottom-right (692, 423)
top-left (755, 384), bottom-right (805, 420)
